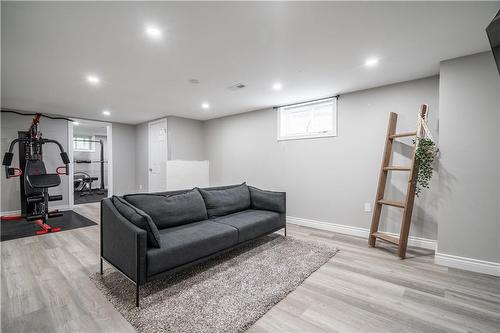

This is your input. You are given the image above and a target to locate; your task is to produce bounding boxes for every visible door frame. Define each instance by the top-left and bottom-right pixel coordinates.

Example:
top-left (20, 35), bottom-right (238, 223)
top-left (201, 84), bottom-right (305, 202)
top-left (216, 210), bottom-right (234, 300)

top-left (68, 119), bottom-right (113, 208)
top-left (148, 118), bottom-right (168, 193)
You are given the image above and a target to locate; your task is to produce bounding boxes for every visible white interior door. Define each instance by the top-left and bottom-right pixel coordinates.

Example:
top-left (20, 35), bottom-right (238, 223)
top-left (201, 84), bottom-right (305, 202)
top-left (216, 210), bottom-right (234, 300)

top-left (148, 119), bottom-right (168, 192)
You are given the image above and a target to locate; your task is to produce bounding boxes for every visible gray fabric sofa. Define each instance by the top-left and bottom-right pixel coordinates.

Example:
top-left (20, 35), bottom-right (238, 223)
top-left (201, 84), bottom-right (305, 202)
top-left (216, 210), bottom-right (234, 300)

top-left (100, 183), bottom-right (286, 306)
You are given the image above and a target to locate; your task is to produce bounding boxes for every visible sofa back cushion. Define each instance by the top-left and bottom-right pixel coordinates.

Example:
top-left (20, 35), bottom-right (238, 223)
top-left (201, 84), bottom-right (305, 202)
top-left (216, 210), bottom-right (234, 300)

top-left (112, 196), bottom-right (161, 248)
top-left (124, 189), bottom-right (208, 229)
top-left (198, 183), bottom-right (251, 218)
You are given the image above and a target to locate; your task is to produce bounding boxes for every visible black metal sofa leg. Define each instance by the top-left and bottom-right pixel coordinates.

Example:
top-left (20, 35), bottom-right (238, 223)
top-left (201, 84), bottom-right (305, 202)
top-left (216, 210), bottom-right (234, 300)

top-left (100, 258), bottom-right (103, 275)
top-left (136, 233), bottom-right (140, 307)
top-left (136, 283), bottom-right (140, 307)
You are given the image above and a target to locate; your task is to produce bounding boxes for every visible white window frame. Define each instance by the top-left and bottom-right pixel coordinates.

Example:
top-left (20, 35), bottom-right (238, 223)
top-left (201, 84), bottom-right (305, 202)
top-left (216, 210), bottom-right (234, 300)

top-left (73, 135), bottom-right (96, 152)
top-left (277, 97), bottom-right (337, 141)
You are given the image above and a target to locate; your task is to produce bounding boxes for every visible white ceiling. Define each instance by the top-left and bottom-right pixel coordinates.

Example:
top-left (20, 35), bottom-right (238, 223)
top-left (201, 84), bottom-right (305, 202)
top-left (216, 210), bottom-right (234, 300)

top-left (2, 1), bottom-right (499, 124)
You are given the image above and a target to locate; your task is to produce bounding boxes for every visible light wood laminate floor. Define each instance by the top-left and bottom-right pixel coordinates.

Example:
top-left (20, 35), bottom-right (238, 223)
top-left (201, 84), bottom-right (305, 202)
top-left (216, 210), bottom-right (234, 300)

top-left (2, 203), bottom-right (499, 332)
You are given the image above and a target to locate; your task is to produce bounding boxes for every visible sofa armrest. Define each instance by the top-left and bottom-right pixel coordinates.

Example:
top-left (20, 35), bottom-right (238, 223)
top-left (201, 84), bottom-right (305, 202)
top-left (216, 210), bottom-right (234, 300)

top-left (249, 186), bottom-right (286, 214)
top-left (101, 198), bottom-right (147, 284)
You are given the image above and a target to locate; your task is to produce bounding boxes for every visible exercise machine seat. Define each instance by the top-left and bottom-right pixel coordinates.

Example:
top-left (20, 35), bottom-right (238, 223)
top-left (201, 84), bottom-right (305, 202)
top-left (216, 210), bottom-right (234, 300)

top-left (25, 159), bottom-right (61, 191)
top-left (28, 174), bottom-right (61, 188)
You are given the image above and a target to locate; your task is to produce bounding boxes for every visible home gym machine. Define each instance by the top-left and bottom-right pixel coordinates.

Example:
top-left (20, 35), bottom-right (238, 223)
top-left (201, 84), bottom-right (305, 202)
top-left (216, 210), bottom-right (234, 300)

top-left (1, 110), bottom-right (71, 235)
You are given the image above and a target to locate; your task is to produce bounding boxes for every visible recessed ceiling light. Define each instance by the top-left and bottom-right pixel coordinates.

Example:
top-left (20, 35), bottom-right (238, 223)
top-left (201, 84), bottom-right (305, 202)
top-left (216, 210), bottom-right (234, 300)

top-left (364, 57), bottom-right (379, 67)
top-left (272, 82), bottom-right (283, 91)
top-left (86, 74), bottom-right (100, 85)
top-left (201, 102), bottom-right (210, 110)
top-left (73, 121), bottom-right (80, 126)
top-left (145, 25), bottom-right (163, 39)
top-left (102, 110), bottom-right (111, 116)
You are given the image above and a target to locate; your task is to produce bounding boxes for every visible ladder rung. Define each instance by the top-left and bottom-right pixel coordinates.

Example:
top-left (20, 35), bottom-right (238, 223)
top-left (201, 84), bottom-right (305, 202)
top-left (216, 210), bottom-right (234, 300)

top-left (377, 199), bottom-right (406, 208)
top-left (372, 232), bottom-right (400, 245)
top-left (383, 166), bottom-right (411, 171)
top-left (390, 131), bottom-right (417, 139)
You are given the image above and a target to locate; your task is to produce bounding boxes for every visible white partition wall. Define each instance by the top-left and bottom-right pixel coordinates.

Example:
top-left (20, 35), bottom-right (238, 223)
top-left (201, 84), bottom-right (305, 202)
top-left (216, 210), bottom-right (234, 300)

top-left (166, 160), bottom-right (209, 190)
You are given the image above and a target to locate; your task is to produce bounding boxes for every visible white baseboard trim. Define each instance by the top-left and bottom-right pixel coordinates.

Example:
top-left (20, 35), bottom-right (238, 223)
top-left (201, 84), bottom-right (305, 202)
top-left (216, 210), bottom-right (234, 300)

top-left (286, 216), bottom-right (437, 250)
top-left (1, 205), bottom-right (71, 217)
top-left (434, 252), bottom-right (500, 277)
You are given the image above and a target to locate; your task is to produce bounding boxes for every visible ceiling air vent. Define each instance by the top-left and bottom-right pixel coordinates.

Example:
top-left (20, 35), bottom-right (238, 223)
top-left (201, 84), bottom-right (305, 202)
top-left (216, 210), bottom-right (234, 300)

top-left (228, 83), bottom-right (246, 91)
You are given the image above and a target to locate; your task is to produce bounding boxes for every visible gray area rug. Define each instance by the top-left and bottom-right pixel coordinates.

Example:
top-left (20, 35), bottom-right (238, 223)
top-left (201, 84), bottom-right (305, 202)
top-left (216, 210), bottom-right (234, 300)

top-left (90, 234), bottom-right (337, 333)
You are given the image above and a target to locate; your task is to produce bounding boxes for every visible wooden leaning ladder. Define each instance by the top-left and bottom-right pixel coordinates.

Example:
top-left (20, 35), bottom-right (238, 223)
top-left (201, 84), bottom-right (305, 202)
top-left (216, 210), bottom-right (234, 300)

top-left (369, 104), bottom-right (429, 259)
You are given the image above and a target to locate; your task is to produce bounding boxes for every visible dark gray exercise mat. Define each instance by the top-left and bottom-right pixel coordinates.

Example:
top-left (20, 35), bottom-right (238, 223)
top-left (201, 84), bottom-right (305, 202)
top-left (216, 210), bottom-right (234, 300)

top-left (74, 190), bottom-right (108, 205)
top-left (1, 211), bottom-right (97, 241)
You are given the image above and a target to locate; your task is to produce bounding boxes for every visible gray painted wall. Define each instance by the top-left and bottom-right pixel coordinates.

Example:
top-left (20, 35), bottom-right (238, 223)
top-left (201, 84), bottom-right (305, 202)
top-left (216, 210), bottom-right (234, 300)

top-left (1, 112), bottom-right (70, 211)
top-left (204, 76), bottom-right (440, 240)
top-left (437, 52), bottom-right (500, 263)
top-left (167, 116), bottom-right (205, 161)
top-left (111, 123), bottom-right (137, 195)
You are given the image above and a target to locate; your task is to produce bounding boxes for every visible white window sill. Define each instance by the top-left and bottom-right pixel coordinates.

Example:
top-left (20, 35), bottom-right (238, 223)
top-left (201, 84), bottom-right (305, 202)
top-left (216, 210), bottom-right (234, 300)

top-left (277, 133), bottom-right (337, 141)
top-left (73, 149), bottom-right (96, 152)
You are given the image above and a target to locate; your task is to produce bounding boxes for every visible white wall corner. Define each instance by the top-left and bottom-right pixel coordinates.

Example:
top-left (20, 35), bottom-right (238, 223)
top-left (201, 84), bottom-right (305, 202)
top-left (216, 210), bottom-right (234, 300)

top-left (286, 216), bottom-right (437, 250)
top-left (434, 252), bottom-right (500, 277)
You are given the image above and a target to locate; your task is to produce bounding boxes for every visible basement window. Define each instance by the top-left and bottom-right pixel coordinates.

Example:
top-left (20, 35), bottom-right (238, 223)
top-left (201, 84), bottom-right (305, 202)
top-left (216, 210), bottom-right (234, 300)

top-left (277, 97), bottom-right (337, 141)
top-left (73, 136), bottom-right (96, 152)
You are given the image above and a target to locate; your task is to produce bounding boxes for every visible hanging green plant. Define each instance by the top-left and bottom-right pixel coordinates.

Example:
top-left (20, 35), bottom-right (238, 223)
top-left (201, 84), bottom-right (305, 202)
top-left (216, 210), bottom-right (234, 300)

top-left (414, 138), bottom-right (438, 197)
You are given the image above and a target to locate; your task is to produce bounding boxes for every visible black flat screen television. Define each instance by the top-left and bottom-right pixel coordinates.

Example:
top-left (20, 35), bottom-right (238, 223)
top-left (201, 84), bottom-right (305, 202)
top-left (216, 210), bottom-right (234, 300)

top-left (486, 9), bottom-right (500, 75)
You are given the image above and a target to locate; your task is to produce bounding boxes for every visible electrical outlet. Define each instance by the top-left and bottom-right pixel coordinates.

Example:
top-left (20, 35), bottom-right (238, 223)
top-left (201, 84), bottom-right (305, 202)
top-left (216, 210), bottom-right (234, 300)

top-left (364, 203), bottom-right (372, 213)
top-left (138, 184), bottom-right (143, 190)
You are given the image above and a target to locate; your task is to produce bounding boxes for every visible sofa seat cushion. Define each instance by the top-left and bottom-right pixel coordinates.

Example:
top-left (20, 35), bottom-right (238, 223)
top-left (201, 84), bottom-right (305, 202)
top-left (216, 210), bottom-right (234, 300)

top-left (146, 220), bottom-right (238, 276)
top-left (211, 209), bottom-right (283, 243)
top-left (198, 183), bottom-right (251, 218)
top-left (124, 189), bottom-right (208, 229)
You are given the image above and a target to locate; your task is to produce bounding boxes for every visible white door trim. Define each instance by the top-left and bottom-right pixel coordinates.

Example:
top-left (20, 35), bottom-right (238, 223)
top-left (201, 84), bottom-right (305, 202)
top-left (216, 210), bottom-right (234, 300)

top-left (148, 118), bottom-right (168, 193)
top-left (106, 124), bottom-right (113, 198)
top-left (67, 121), bottom-right (74, 209)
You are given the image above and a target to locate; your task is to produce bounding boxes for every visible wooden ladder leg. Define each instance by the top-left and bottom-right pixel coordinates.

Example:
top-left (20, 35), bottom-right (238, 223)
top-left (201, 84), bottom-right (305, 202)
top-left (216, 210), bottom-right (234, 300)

top-left (397, 105), bottom-right (427, 258)
top-left (398, 182), bottom-right (416, 258)
top-left (369, 112), bottom-right (398, 247)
